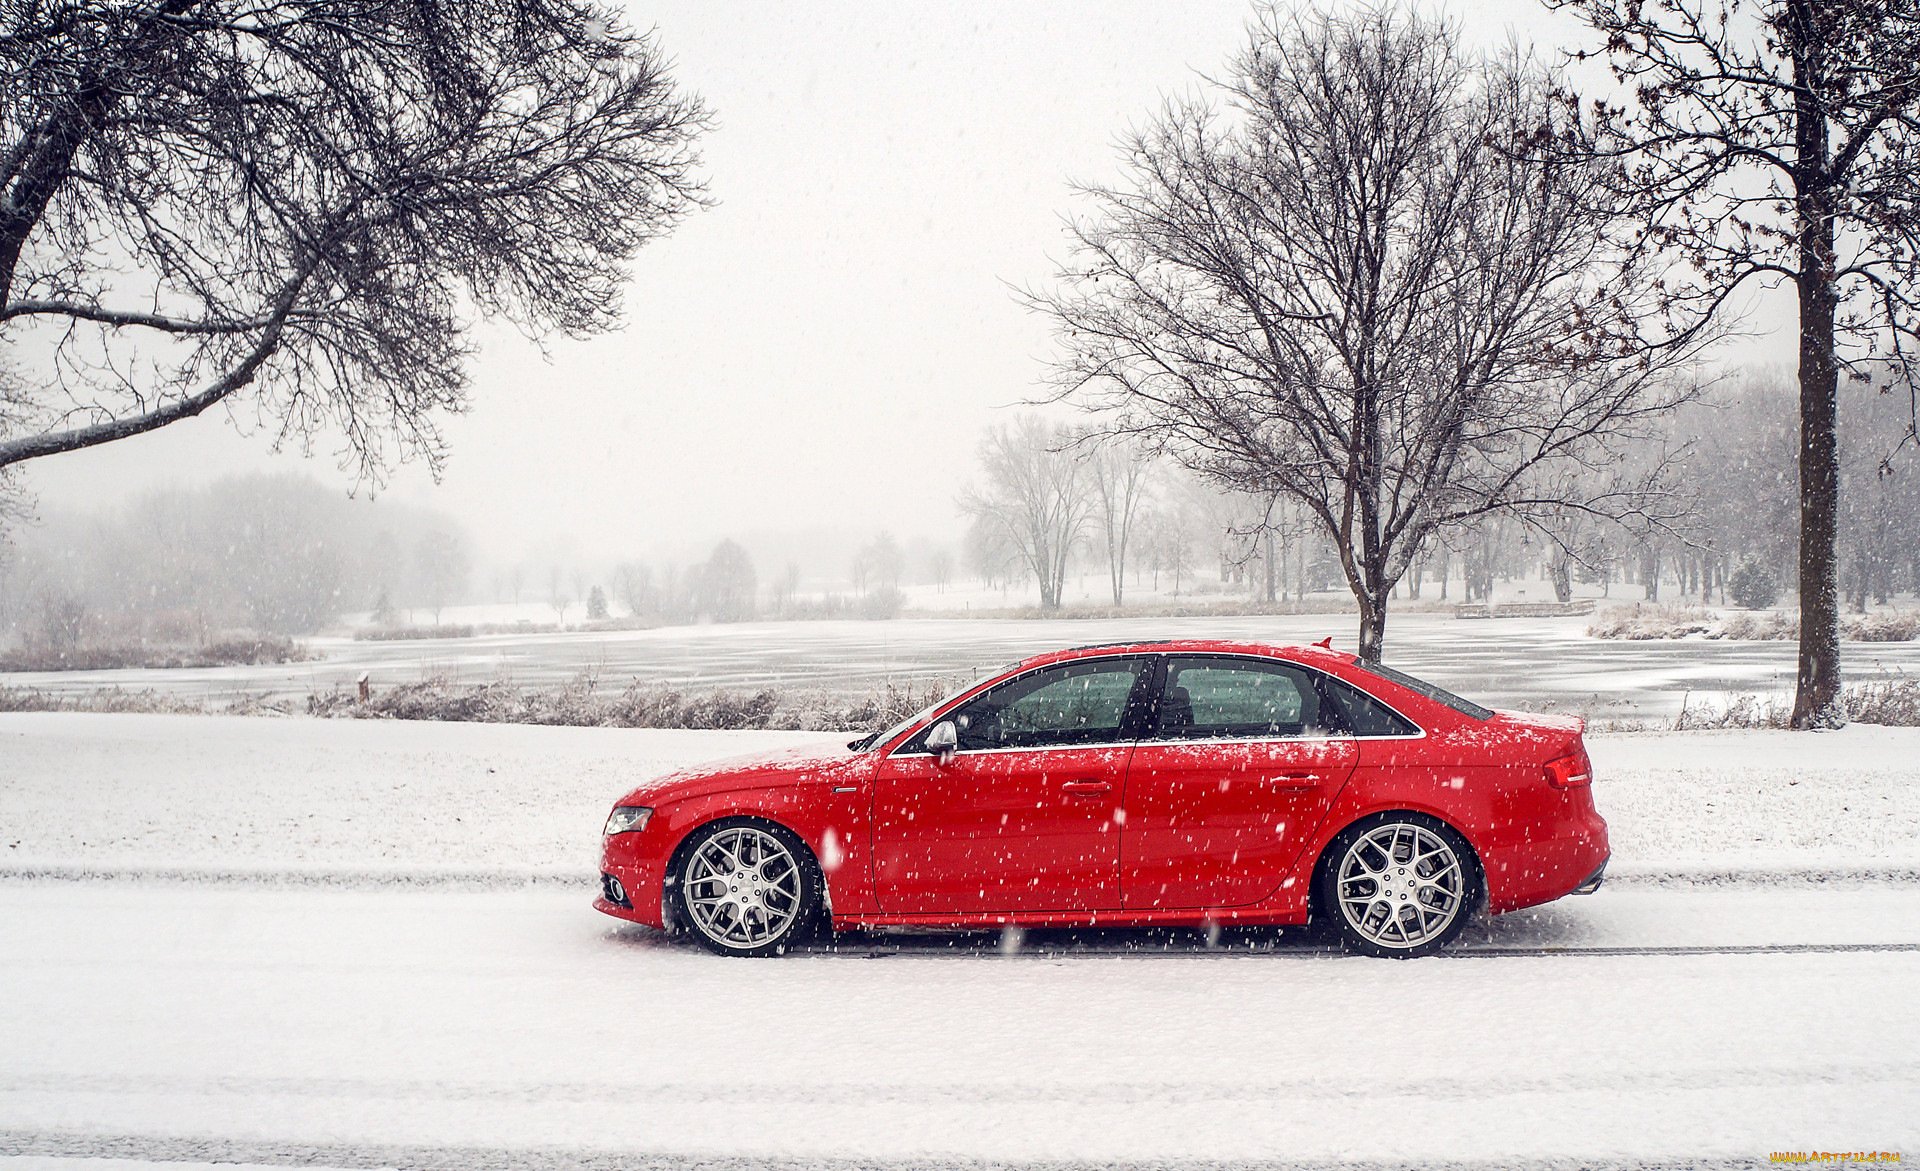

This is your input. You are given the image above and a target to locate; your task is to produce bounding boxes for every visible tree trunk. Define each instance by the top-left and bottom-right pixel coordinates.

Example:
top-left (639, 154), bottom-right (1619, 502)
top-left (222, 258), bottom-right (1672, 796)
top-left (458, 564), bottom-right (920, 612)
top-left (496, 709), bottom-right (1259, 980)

top-left (1356, 586), bottom-right (1389, 663)
top-left (1789, 65), bottom-right (1844, 728)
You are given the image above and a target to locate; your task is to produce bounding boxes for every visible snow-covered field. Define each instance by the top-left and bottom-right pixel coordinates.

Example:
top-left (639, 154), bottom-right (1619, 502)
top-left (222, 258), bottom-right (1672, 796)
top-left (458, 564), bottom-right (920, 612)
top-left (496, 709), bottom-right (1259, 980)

top-left (9, 610), bottom-right (1920, 721)
top-left (2, 713), bottom-right (1917, 1167)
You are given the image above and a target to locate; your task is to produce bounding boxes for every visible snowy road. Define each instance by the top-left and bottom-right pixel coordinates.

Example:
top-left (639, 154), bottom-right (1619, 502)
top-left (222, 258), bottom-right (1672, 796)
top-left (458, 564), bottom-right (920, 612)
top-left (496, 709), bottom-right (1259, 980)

top-left (2, 881), bottom-right (1917, 1169)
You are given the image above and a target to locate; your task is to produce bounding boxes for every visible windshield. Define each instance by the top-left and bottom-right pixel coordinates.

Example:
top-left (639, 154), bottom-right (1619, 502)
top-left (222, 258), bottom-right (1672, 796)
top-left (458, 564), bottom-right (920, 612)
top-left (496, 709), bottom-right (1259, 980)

top-left (847, 682), bottom-right (974, 752)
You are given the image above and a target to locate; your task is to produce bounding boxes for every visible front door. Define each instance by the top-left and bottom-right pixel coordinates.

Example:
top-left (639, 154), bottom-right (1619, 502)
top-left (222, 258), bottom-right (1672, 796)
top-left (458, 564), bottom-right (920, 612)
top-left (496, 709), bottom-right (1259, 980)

top-left (1122, 655), bottom-right (1358, 909)
top-left (873, 655), bottom-right (1150, 914)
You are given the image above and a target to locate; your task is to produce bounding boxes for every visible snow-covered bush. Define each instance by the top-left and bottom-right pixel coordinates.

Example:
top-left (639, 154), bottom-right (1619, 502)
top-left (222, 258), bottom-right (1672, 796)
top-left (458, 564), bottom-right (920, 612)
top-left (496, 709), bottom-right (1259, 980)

top-left (1727, 560), bottom-right (1779, 610)
top-left (1716, 611), bottom-right (1797, 640)
top-left (858, 585), bottom-right (905, 620)
top-left (1586, 603), bottom-right (1713, 639)
top-left (1848, 610), bottom-right (1920, 642)
top-left (1845, 676), bottom-right (1920, 725)
top-left (296, 672), bottom-right (957, 732)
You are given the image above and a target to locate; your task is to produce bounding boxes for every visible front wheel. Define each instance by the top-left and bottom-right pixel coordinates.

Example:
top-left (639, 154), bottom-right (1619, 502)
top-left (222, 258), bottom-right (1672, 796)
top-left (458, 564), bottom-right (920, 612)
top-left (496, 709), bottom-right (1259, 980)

top-left (674, 820), bottom-right (822, 957)
top-left (1318, 815), bottom-right (1479, 959)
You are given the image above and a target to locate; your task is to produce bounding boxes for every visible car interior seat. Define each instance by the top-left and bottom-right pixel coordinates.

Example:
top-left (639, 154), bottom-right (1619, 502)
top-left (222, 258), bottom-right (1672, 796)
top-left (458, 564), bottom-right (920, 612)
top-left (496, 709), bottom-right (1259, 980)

top-left (1158, 684), bottom-right (1194, 733)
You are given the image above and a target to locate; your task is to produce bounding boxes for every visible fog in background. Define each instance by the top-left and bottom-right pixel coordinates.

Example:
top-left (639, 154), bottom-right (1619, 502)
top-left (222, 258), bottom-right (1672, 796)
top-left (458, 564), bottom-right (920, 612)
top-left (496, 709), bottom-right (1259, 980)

top-left (15, 0), bottom-right (1797, 584)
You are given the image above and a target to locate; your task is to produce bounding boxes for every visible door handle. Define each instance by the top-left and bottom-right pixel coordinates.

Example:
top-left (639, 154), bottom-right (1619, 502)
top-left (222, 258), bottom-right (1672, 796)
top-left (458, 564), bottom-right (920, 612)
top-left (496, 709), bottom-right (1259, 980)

top-left (1268, 772), bottom-right (1322, 790)
top-left (1061, 779), bottom-right (1113, 797)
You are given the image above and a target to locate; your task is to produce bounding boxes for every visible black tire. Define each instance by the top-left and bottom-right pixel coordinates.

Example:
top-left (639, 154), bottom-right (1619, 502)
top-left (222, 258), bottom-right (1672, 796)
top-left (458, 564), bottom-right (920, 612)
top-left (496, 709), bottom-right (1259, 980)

top-left (672, 818), bottom-right (824, 957)
top-left (1314, 812), bottom-right (1481, 959)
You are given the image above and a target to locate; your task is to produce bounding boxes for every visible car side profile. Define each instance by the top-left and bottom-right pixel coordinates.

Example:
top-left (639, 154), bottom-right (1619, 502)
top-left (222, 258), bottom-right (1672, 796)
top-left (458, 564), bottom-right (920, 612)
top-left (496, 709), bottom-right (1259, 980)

top-left (594, 639), bottom-right (1609, 958)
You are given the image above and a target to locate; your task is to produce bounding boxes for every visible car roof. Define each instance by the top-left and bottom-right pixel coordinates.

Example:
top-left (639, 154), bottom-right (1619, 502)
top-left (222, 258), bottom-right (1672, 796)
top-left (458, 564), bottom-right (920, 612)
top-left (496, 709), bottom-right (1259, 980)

top-left (1010, 639), bottom-right (1357, 674)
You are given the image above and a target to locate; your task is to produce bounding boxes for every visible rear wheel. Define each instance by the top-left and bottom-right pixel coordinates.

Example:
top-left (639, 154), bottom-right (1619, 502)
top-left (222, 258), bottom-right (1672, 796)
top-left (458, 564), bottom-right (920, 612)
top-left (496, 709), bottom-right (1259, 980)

top-left (1318, 814), bottom-right (1478, 959)
top-left (675, 820), bottom-right (821, 957)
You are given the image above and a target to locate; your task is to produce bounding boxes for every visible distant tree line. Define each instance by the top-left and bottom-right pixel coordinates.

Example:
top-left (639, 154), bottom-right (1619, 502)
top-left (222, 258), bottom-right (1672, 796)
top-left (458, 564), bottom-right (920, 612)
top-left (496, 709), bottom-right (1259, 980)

top-left (957, 370), bottom-right (1920, 617)
top-left (0, 473), bottom-right (471, 646)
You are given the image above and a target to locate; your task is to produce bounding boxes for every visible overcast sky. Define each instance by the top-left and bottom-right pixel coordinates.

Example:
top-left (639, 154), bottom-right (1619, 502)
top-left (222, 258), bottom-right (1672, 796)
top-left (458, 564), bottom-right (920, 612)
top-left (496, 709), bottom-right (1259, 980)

top-left (21, 0), bottom-right (1796, 564)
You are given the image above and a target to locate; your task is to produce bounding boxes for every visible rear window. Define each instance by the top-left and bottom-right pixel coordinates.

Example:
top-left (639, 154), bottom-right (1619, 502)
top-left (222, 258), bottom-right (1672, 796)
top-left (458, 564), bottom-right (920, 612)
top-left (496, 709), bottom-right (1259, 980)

top-left (1319, 674), bottom-right (1420, 736)
top-left (1350, 662), bottom-right (1494, 721)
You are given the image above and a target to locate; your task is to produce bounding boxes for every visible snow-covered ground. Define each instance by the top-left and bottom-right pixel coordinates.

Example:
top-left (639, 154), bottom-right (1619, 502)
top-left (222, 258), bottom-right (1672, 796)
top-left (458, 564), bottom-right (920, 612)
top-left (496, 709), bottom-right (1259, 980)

top-left (3, 714), bottom-right (1915, 1167)
top-left (3, 883), bottom-right (1916, 1168)
top-left (9, 610), bottom-right (1920, 720)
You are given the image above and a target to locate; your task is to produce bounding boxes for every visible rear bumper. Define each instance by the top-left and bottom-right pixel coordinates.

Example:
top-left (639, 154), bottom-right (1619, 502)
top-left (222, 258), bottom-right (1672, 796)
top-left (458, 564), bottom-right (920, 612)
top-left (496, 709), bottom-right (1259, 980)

top-left (1572, 858), bottom-right (1607, 895)
top-left (1484, 807), bottom-right (1610, 914)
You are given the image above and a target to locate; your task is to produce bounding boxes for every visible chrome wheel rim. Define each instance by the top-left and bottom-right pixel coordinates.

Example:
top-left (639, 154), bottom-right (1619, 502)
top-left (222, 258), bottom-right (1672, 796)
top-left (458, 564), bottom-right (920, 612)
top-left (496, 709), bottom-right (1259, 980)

top-left (683, 827), bottom-right (803, 949)
top-left (1336, 823), bottom-right (1465, 949)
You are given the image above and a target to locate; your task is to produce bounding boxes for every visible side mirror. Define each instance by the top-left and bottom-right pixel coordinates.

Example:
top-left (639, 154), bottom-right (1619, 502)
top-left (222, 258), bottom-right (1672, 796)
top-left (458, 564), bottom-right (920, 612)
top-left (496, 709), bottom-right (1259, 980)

top-left (925, 719), bottom-right (959, 765)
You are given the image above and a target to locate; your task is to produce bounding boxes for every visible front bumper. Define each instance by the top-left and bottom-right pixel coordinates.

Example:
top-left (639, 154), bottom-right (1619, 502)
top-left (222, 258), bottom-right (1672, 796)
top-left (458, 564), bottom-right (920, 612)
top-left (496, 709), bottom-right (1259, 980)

top-left (594, 831), bottom-right (669, 928)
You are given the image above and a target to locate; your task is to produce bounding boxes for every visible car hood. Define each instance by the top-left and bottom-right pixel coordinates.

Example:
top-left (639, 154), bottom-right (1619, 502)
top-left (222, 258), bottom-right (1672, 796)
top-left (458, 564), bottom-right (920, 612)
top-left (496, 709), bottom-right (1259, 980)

top-left (617, 740), bottom-right (865, 806)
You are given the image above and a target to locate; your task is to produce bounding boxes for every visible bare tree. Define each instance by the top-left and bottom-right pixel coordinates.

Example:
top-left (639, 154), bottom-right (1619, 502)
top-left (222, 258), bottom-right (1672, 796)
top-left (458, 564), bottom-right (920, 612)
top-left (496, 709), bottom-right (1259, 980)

top-left (852, 532), bottom-right (905, 595)
top-left (769, 561), bottom-right (802, 615)
top-left (413, 528), bottom-right (470, 625)
top-left (548, 564), bottom-right (571, 624)
top-left (1551, 0), bottom-right (1920, 725)
top-left (1031, 7), bottom-right (1704, 660)
top-left (1083, 438), bottom-right (1153, 606)
top-left (0, 2), bottom-right (707, 478)
top-left (698, 539), bottom-right (757, 623)
top-left (962, 516), bottom-right (1023, 594)
top-left (928, 549), bottom-right (955, 593)
top-left (959, 417), bottom-right (1092, 609)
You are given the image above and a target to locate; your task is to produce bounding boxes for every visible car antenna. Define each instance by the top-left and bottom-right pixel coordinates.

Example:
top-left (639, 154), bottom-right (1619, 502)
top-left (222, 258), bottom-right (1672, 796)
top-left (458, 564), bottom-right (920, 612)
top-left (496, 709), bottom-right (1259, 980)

top-left (1312, 636), bottom-right (1333, 649)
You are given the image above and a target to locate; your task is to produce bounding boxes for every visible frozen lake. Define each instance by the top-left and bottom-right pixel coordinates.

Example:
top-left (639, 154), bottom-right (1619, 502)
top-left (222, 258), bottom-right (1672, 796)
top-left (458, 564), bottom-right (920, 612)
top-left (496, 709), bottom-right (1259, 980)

top-left (7, 611), bottom-right (1920, 721)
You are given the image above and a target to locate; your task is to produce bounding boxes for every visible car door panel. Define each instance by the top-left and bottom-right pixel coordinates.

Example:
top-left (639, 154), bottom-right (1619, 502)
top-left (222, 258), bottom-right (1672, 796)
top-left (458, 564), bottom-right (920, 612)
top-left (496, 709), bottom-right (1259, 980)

top-left (1120, 655), bottom-right (1359, 909)
top-left (1121, 736), bottom-right (1356, 908)
top-left (873, 745), bottom-right (1132, 913)
top-left (871, 655), bottom-right (1150, 915)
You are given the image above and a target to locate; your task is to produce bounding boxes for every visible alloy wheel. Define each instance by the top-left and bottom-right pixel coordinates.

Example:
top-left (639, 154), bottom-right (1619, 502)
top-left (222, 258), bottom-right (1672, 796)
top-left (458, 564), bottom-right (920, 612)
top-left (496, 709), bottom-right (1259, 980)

top-left (1335, 822), bottom-right (1466, 950)
top-left (682, 825), bottom-right (806, 951)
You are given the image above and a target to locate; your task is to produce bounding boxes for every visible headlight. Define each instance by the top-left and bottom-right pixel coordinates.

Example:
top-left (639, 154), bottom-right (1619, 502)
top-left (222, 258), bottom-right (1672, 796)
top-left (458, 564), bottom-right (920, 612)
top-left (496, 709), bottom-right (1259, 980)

top-left (604, 806), bottom-right (653, 835)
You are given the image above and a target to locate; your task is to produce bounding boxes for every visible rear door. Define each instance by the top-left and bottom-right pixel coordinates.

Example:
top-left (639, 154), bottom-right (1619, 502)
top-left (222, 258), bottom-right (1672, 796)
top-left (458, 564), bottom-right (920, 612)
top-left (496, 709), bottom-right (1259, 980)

top-left (873, 655), bottom-right (1151, 914)
top-left (1121, 655), bottom-right (1358, 909)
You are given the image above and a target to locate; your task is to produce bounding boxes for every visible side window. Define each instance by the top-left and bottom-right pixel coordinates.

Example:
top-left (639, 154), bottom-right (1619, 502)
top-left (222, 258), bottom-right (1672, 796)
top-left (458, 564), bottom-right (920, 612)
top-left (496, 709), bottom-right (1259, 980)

top-left (1319, 673), bottom-right (1420, 737)
top-left (927, 657), bottom-right (1148, 751)
top-left (1152, 657), bottom-right (1326, 740)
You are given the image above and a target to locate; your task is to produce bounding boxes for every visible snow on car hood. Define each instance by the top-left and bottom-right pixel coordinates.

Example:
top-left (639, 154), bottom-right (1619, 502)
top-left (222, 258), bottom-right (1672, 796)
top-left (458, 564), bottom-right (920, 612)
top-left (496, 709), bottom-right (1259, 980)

top-left (617, 740), bottom-right (864, 805)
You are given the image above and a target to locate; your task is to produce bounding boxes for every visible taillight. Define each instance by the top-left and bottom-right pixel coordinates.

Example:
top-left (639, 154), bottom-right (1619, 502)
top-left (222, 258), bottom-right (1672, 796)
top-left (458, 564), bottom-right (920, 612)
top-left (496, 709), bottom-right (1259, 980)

top-left (1544, 748), bottom-right (1592, 789)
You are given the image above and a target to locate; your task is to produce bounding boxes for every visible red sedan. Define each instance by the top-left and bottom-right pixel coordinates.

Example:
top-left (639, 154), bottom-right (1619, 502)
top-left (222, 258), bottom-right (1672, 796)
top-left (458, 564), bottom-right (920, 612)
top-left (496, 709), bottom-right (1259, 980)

top-left (595, 640), bottom-right (1608, 958)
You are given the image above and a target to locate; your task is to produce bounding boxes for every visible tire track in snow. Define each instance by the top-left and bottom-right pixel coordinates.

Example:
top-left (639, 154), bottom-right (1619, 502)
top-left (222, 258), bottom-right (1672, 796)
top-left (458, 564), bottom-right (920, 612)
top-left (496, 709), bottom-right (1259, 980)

top-left (0, 863), bottom-right (589, 889)
top-left (827, 937), bottom-right (1920, 960)
top-left (0, 1130), bottom-right (1825, 1171)
top-left (3, 1059), bottom-right (1913, 1106)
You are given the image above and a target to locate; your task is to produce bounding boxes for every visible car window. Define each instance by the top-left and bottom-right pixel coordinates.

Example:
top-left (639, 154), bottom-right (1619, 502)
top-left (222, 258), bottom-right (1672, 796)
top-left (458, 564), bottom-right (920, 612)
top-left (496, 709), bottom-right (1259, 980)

top-left (1152, 656), bottom-right (1327, 740)
top-left (1319, 673), bottom-right (1420, 737)
top-left (925, 657), bottom-right (1148, 751)
top-left (1349, 661), bottom-right (1494, 721)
